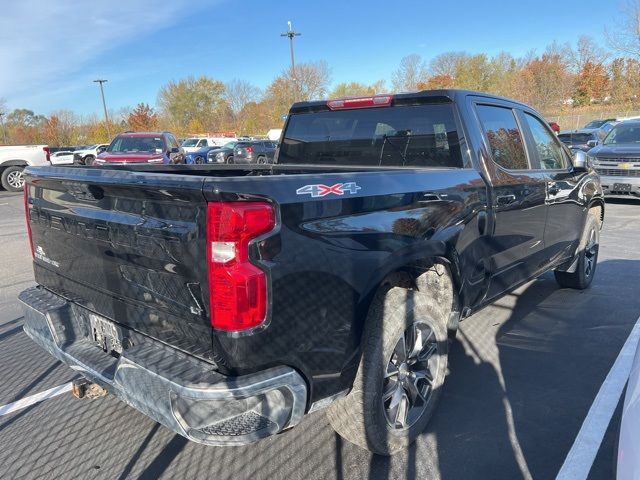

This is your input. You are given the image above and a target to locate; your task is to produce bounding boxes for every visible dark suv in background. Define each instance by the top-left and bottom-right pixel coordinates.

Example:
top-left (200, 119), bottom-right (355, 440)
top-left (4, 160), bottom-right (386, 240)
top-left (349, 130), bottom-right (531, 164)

top-left (558, 130), bottom-right (602, 152)
top-left (233, 140), bottom-right (277, 164)
top-left (94, 131), bottom-right (185, 165)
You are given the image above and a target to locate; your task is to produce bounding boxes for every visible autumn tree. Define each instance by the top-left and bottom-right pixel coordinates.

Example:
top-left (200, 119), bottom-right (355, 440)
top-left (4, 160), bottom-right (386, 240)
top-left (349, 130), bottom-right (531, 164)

top-left (429, 52), bottom-right (467, 78)
top-left (43, 110), bottom-right (79, 146)
top-left (262, 61), bottom-right (331, 123)
top-left (127, 103), bottom-right (158, 131)
top-left (573, 61), bottom-right (609, 105)
top-left (515, 49), bottom-right (573, 111)
top-left (157, 76), bottom-right (230, 135)
top-left (607, 0), bottom-right (640, 59)
top-left (329, 80), bottom-right (386, 98)
top-left (225, 79), bottom-right (262, 114)
top-left (391, 54), bottom-right (427, 91)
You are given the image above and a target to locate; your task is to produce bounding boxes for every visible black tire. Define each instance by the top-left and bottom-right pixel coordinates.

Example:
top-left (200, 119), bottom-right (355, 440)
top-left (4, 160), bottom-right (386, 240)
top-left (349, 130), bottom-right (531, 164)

top-left (194, 156), bottom-right (204, 164)
top-left (83, 155), bottom-right (95, 166)
top-left (257, 156), bottom-right (267, 164)
top-left (226, 156), bottom-right (234, 164)
top-left (1, 166), bottom-right (25, 192)
top-left (554, 213), bottom-right (599, 289)
top-left (327, 266), bottom-right (452, 455)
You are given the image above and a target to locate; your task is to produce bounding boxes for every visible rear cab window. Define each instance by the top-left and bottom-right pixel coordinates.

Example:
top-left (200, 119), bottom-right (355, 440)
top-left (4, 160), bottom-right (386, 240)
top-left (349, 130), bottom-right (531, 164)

top-left (278, 103), bottom-right (465, 168)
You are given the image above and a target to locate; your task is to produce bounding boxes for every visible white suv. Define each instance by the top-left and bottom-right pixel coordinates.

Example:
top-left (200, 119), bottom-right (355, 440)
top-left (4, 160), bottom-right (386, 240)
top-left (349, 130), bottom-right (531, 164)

top-left (72, 144), bottom-right (109, 166)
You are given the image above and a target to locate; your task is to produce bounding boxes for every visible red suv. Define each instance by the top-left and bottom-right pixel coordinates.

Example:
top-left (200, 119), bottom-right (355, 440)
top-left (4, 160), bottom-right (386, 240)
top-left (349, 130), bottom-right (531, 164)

top-left (94, 132), bottom-right (185, 165)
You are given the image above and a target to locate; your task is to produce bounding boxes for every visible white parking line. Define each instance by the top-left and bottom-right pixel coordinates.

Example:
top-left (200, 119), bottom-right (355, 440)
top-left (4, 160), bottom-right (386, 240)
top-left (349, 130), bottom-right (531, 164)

top-left (556, 315), bottom-right (640, 480)
top-left (0, 383), bottom-right (72, 417)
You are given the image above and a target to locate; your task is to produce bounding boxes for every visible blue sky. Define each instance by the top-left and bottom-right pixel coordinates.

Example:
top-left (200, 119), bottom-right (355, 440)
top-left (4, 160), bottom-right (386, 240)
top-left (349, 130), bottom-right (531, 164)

top-left (0, 0), bottom-right (623, 117)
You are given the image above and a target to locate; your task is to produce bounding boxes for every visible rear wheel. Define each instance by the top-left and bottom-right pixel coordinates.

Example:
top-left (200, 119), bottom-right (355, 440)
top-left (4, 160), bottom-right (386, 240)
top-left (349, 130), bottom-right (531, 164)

top-left (1, 166), bottom-right (25, 192)
top-left (257, 156), bottom-right (267, 164)
top-left (194, 156), bottom-right (204, 164)
top-left (226, 156), bottom-right (234, 164)
top-left (327, 267), bottom-right (451, 455)
top-left (554, 213), bottom-right (599, 289)
top-left (83, 155), bottom-right (95, 166)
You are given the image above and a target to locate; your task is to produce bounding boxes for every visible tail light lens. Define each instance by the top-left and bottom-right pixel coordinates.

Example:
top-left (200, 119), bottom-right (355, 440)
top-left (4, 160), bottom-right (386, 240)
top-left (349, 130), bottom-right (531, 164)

top-left (245, 146), bottom-right (254, 154)
top-left (23, 184), bottom-right (34, 257)
top-left (206, 201), bottom-right (275, 331)
top-left (43, 146), bottom-right (51, 163)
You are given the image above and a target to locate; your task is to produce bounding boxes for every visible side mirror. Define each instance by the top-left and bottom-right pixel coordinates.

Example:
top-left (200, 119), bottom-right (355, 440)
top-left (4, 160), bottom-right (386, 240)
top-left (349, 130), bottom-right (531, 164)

top-left (586, 140), bottom-right (598, 148)
top-left (572, 149), bottom-right (589, 172)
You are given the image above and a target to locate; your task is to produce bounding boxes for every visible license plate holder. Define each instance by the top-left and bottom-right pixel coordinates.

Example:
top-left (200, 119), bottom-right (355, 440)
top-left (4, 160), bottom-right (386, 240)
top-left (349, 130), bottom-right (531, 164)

top-left (613, 183), bottom-right (632, 192)
top-left (89, 313), bottom-right (123, 354)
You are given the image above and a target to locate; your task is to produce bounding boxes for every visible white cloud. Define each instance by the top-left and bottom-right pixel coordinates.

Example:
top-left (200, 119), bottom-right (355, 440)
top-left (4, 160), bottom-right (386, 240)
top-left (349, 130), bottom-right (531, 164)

top-left (0, 0), bottom-right (210, 109)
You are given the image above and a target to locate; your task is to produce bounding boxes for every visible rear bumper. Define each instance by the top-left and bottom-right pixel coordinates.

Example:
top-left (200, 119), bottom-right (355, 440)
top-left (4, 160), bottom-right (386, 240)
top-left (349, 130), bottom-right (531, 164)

top-left (599, 175), bottom-right (640, 197)
top-left (19, 286), bottom-right (307, 446)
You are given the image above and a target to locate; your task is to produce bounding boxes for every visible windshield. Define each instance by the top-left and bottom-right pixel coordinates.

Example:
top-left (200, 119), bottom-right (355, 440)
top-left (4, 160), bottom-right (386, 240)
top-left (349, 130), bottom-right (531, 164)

top-left (278, 104), bottom-right (463, 168)
top-left (181, 138), bottom-right (199, 147)
top-left (584, 120), bottom-right (606, 129)
top-left (603, 124), bottom-right (640, 145)
top-left (223, 141), bottom-right (237, 149)
top-left (108, 136), bottom-right (164, 153)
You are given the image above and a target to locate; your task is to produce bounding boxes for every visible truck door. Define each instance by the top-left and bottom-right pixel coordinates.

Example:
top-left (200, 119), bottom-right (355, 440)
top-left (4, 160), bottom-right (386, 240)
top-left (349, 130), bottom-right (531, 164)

top-left (474, 102), bottom-right (548, 301)
top-left (519, 111), bottom-right (584, 263)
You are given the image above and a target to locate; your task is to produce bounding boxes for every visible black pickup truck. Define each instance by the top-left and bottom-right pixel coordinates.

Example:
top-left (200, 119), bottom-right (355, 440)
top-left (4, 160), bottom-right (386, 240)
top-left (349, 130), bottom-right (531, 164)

top-left (20, 90), bottom-right (604, 455)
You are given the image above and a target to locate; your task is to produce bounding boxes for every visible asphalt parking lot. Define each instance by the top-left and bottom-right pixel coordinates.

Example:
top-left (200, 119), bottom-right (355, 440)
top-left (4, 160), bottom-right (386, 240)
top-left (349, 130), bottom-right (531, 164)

top-left (0, 189), bottom-right (639, 480)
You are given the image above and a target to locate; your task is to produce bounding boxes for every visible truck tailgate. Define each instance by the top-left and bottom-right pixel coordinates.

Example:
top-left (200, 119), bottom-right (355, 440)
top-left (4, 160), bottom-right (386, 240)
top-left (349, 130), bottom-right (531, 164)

top-left (24, 167), bottom-right (215, 361)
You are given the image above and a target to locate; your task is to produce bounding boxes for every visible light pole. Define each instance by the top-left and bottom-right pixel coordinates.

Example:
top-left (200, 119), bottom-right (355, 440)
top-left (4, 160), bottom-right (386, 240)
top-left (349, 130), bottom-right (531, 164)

top-left (280, 21), bottom-right (301, 101)
top-left (280, 21), bottom-right (301, 75)
top-left (0, 112), bottom-right (6, 144)
top-left (93, 79), bottom-right (111, 140)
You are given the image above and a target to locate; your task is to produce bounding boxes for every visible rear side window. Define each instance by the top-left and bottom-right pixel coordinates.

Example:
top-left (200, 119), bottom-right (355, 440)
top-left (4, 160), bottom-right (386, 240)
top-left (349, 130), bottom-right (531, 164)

top-left (476, 104), bottom-right (528, 170)
top-left (522, 113), bottom-right (568, 170)
top-left (278, 104), bottom-right (463, 168)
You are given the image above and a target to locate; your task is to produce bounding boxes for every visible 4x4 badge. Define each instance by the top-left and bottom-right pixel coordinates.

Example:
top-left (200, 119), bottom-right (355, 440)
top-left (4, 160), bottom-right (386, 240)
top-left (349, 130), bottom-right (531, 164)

top-left (296, 182), bottom-right (361, 198)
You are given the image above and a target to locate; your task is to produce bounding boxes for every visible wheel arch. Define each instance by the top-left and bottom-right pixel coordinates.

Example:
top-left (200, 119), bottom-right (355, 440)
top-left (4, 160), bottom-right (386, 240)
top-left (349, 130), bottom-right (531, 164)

top-left (354, 245), bottom-right (463, 337)
top-left (0, 159), bottom-right (28, 167)
top-left (588, 197), bottom-right (605, 228)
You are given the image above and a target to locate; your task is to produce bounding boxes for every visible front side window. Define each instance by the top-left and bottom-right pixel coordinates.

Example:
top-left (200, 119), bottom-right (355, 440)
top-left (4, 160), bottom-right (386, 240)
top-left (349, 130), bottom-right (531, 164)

top-left (523, 113), bottom-right (567, 170)
top-left (279, 103), bottom-right (463, 168)
top-left (476, 104), bottom-right (528, 170)
top-left (181, 138), bottom-right (199, 147)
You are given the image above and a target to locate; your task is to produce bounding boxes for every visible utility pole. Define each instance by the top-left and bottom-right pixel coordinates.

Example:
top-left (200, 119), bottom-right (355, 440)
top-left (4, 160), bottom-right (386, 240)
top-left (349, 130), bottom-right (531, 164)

top-left (93, 79), bottom-right (111, 140)
top-left (280, 21), bottom-right (301, 74)
top-left (0, 112), bottom-right (6, 145)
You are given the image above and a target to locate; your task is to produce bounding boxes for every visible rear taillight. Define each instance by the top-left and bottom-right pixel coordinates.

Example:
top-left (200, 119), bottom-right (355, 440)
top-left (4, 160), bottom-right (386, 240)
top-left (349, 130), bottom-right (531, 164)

top-left (23, 184), bottom-right (34, 257)
top-left (327, 94), bottom-right (393, 110)
top-left (43, 146), bottom-right (51, 163)
top-left (206, 201), bottom-right (275, 331)
top-left (245, 146), bottom-right (254, 154)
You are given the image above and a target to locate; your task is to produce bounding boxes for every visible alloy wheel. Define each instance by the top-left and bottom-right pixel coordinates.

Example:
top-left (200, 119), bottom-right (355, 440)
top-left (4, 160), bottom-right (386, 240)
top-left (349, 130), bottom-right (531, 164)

top-left (383, 322), bottom-right (439, 430)
top-left (584, 227), bottom-right (598, 278)
top-left (7, 170), bottom-right (24, 189)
